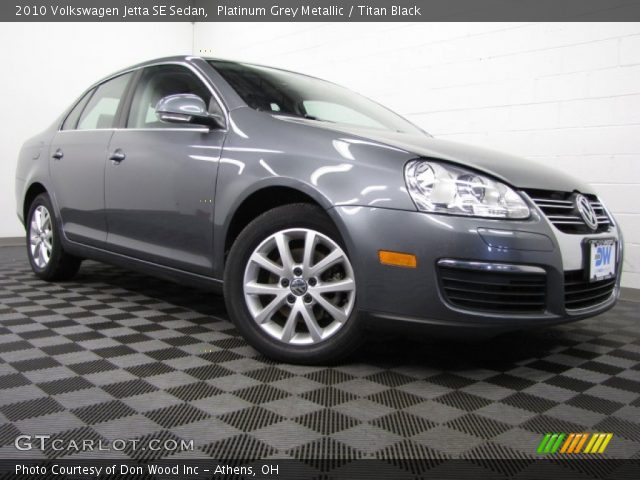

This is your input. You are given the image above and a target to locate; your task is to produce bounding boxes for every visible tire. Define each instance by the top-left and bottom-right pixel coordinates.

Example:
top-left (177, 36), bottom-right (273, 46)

top-left (224, 203), bottom-right (362, 364)
top-left (26, 193), bottom-right (81, 281)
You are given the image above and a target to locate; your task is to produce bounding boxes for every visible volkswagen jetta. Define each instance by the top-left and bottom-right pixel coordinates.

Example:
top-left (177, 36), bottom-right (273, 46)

top-left (15, 56), bottom-right (623, 363)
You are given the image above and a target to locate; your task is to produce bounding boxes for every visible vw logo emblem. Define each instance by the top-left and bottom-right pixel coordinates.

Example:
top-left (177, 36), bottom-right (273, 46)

top-left (575, 194), bottom-right (598, 231)
top-left (289, 278), bottom-right (308, 296)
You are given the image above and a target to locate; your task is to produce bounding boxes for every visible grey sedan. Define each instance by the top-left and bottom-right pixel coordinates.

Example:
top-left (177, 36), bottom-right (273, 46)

top-left (15, 56), bottom-right (623, 363)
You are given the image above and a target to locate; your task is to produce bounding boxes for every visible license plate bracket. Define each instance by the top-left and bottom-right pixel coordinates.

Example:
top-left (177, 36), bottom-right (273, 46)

top-left (586, 238), bottom-right (617, 282)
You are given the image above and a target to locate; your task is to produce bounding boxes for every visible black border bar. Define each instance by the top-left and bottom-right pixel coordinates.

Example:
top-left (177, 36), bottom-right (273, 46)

top-left (4, 0), bottom-right (640, 22)
top-left (4, 458), bottom-right (640, 479)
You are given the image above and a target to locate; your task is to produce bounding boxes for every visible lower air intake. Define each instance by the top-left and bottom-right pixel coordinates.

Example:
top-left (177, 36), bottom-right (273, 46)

top-left (564, 270), bottom-right (616, 310)
top-left (439, 266), bottom-right (547, 313)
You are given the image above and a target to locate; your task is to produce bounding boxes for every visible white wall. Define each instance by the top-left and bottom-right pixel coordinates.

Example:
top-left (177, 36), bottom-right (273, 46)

top-left (0, 22), bottom-right (193, 238)
top-left (194, 22), bottom-right (640, 288)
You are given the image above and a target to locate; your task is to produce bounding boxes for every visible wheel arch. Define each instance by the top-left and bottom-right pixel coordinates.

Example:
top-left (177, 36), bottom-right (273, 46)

top-left (23, 182), bottom-right (48, 224)
top-left (223, 184), bottom-right (330, 262)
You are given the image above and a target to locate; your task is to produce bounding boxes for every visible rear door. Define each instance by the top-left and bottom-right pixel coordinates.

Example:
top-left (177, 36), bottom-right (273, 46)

top-left (50, 72), bottom-right (133, 247)
top-left (104, 64), bottom-right (226, 275)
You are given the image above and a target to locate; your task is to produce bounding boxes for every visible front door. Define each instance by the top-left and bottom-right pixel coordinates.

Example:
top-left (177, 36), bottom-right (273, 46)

top-left (104, 65), bottom-right (225, 275)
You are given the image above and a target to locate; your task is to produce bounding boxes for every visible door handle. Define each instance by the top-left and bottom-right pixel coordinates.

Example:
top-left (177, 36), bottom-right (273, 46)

top-left (52, 148), bottom-right (63, 160)
top-left (109, 149), bottom-right (126, 164)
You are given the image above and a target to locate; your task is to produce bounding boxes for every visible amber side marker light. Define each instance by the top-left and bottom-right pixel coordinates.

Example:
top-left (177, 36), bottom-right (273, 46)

top-left (378, 250), bottom-right (417, 268)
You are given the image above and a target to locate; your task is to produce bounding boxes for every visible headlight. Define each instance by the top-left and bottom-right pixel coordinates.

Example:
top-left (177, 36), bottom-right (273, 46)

top-left (404, 160), bottom-right (530, 219)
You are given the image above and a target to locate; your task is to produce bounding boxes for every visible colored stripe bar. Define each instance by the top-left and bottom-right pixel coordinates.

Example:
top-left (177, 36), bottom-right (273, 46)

top-left (537, 433), bottom-right (552, 454)
top-left (590, 433), bottom-right (607, 454)
top-left (560, 433), bottom-right (575, 453)
top-left (550, 433), bottom-right (566, 453)
top-left (574, 433), bottom-right (589, 453)
top-left (597, 433), bottom-right (613, 453)
top-left (567, 433), bottom-right (583, 453)
top-left (539, 433), bottom-right (613, 455)
top-left (544, 434), bottom-right (558, 453)
top-left (583, 433), bottom-right (599, 453)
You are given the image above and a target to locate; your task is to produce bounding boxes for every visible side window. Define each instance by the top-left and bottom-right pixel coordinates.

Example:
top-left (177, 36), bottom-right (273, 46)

top-left (62, 89), bottom-right (94, 130)
top-left (127, 65), bottom-right (213, 129)
top-left (77, 72), bottom-right (132, 130)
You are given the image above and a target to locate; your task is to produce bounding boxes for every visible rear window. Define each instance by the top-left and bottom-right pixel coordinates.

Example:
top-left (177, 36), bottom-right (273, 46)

top-left (77, 72), bottom-right (132, 130)
top-left (62, 89), bottom-right (94, 130)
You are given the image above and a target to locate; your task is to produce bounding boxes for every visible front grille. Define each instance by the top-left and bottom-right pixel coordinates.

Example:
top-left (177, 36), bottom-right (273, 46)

top-left (565, 270), bottom-right (616, 310)
top-left (525, 189), bottom-right (611, 234)
top-left (439, 266), bottom-right (547, 313)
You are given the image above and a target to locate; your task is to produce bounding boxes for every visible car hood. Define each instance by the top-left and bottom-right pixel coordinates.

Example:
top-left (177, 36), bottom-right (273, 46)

top-left (309, 121), bottom-right (592, 194)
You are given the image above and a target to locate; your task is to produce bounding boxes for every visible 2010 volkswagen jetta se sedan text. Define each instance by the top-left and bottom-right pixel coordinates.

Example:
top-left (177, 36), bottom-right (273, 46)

top-left (15, 56), bottom-right (623, 364)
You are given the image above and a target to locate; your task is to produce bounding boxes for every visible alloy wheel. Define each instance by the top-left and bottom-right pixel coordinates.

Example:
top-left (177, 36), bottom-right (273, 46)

top-left (29, 205), bottom-right (53, 269)
top-left (243, 228), bottom-right (356, 345)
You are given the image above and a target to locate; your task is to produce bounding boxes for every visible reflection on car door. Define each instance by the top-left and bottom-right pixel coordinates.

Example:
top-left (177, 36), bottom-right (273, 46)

top-left (50, 72), bottom-right (133, 247)
top-left (104, 64), bottom-right (226, 275)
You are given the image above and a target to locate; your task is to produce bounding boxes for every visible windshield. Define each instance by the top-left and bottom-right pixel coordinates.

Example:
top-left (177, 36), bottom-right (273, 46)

top-left (209, 60), bottom-right (424, 134)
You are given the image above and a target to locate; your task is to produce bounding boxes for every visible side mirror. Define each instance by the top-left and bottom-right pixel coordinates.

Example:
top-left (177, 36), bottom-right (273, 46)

top-left (155, 94), bottom-right (224, 128)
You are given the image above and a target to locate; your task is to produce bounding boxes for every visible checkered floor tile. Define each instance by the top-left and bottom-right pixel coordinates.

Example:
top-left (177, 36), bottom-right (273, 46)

top-left (0, 259), bottom-right (639, 463)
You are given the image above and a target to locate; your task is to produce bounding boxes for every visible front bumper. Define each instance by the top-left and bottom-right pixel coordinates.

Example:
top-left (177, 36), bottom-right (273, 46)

top-left (329, 204), bottom-right (623, 336)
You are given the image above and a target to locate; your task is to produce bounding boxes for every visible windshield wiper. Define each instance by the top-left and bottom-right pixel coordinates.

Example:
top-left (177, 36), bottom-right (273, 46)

top-left (269, 111), bottom-right (327, 122)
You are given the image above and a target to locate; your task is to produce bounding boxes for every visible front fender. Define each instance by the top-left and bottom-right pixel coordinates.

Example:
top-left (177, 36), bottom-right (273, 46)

top-left (212, 108), bottom-right (420, 276)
